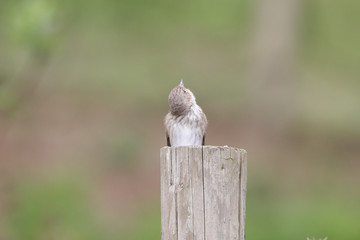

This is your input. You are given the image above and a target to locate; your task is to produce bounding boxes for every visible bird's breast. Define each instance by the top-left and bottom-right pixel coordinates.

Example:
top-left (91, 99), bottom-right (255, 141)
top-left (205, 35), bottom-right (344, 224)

top-left (170, 124), bottom-right (203, 146)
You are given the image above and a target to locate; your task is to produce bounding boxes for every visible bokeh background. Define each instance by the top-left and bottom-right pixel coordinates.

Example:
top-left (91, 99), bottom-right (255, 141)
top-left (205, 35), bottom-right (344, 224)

top-left (0, 0), bottom-right (359, 239)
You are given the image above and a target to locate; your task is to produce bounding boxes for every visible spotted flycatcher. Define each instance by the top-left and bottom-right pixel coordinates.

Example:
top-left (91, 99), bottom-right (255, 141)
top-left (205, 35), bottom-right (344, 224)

top-left (164, 80), bottom-right (208, 146)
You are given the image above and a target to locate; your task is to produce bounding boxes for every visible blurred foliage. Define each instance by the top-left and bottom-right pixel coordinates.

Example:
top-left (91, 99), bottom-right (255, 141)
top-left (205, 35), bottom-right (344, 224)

top-left (302, 0), bottom-right (360, 74)
top-left (0, 0), bottom-right (359, 239)
top-left (8, 0), bottom-right (58, 56)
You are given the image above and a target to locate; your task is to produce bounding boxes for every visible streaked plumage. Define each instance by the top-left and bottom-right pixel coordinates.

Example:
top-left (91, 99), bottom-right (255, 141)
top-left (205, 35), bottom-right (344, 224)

top-left (164, 80), bottom-right (208, 146)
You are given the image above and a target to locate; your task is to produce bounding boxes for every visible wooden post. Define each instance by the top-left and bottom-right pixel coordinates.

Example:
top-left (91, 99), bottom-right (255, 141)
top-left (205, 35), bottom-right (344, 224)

top-left (160, 146), bottom-right (247, 240)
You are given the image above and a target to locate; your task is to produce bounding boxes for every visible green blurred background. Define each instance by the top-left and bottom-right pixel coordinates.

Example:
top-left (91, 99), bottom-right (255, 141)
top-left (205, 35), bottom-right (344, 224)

top-left (0, 0), bottom-right (359, 239)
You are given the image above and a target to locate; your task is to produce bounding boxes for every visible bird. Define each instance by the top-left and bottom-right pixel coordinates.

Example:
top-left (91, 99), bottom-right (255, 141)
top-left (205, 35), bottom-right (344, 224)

top-left (164, 79), bottom-right (208, 146)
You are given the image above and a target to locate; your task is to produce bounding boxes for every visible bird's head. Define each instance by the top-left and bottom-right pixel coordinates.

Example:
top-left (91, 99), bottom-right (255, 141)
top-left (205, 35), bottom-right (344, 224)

top-left (168, 79), bottom-right (196, 116)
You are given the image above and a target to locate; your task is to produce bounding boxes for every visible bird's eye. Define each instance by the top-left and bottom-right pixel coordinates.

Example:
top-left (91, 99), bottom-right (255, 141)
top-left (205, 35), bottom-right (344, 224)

top-left (183, 90), bottom-right (186, 93)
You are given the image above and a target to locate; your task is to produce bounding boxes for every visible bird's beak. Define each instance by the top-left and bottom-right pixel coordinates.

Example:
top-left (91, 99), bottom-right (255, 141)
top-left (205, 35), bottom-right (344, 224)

top-left (180, 79), bottom-right (184, 86)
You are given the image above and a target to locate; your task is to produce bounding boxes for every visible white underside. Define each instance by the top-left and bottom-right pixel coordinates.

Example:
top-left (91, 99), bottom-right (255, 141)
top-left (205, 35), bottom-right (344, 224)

top-left (170, 124), bottom-right (203, 146)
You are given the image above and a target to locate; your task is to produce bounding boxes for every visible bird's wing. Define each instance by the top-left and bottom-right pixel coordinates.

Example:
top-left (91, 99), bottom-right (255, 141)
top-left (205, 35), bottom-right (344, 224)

top-left (166, 131), bottom-right (171, 146)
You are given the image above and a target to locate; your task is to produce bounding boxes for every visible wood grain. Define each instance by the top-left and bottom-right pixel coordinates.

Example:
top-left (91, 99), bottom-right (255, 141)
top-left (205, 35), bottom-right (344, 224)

top-left (160, 146), bottom-right (247, 240)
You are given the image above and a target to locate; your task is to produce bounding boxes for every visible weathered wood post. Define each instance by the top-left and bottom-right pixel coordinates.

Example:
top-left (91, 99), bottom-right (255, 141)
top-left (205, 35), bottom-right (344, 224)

top-left (160, 146), bottom-right (247, 240)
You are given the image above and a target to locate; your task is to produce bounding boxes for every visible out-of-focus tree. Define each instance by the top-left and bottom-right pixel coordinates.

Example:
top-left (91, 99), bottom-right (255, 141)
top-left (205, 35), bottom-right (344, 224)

top-left (248, 0), bottom-right (301, 136)
top-left (10, 0), bottom-right (59, 58)
top-left (0, 0), bottom-right (60, 114)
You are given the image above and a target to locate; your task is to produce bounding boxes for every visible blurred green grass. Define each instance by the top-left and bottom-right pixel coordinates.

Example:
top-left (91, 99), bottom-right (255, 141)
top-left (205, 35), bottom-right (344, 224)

top-left (246, 185), bottom-right (360, 240)
top-left (8, 176), bottom-right (102, 240)
top-left (0, 0), bottom-right (359, 239)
